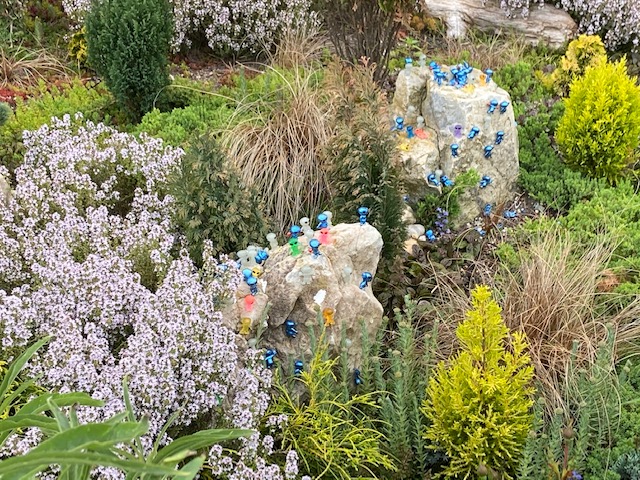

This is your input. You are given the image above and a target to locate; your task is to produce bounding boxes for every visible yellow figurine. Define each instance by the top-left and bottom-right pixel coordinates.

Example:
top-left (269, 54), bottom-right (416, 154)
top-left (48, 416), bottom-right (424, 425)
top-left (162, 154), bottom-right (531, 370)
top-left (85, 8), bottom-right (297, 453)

top-left (398, 141), bottom-right (411, 152)
top-left (251, 265), bottom-right (263, 278)
top-left (239, 317), bottom-right (252, 335)
top-left (323, 307), bottom-right (335, 327)
top-left (478, 73), bottom-right (488, 86)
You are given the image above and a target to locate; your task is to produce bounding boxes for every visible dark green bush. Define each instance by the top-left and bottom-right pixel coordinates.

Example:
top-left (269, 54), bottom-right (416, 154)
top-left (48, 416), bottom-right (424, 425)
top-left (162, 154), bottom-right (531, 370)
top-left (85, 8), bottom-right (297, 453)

top-left (494, 61), bottom-right (547, 119)
top-left (86, 0), bottom-right (173, 121)
top-left (170, 134), bottom-right (269, 265)
top-left (563, 182), bottom-right (640, 289)
top-left (327, 110), bottom-right (407, 262)
top-left (517, 99), bottom-right (605, 212)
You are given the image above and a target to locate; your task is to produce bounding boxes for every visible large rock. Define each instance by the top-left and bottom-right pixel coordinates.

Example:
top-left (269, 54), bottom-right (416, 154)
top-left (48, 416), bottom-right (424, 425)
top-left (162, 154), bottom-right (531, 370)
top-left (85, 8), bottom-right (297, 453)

top-left (226, 223), bottom-right (384, 370)
top-left (393, 64), bottom-right (519, 225)
top-left (423, 0), bottom-right (577, 49)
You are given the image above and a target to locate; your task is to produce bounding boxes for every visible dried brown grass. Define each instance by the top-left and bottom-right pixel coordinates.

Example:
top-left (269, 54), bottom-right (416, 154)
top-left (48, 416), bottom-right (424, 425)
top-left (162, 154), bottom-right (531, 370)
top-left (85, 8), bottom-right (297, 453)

top-left (424, 29), bottom-right (531, 71)
top-left (429, 227), bottom-right (640, 413)
top-left (0, 45), bottom-right (71, 88)
top-left (267, 26), bottom-right (328, 70)
top-left (221, 65), bottom-right (335, 231)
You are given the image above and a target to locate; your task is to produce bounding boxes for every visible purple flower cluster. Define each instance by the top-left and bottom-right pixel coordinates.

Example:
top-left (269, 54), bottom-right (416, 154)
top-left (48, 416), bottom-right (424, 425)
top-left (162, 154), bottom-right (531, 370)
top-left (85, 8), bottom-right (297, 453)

top-left (62, 0), bottom-right (317, 54)
top-left (498, 0), bottom-right (640, 53)
top-left (0, 115), bottom-right (300, 478)
top-left (435, 207), bottom-right (451, 235)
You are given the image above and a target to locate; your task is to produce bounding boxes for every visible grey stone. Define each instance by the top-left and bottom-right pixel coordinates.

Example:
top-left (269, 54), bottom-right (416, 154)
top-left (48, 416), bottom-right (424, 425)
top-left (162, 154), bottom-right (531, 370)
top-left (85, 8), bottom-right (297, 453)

top-left (393, 63), bottom-right (519, 225)
top-left (423, 0), bottom-right (577, 49)
top-left (225, 223), bottom-right (384, 368)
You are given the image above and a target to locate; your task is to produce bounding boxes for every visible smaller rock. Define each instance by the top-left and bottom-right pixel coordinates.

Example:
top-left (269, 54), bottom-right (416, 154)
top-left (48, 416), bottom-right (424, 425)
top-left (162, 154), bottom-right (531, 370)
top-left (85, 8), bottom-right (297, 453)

top-left (407, 224), bottom-right (426, 239)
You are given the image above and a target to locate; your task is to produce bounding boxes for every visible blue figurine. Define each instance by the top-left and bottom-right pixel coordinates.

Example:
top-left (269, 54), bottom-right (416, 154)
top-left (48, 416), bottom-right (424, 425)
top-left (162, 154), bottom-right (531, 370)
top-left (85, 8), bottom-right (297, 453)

top-left (468, 126), bottom-right (480, 139)
top-left (246, 276), bottom-right (258, 296)
top-left (242, 268), bottom-right (254, 281)
top-left (484, 68), bottom-right (493, 83)
top-left (354, 368), bottom-right (363, 387)
top-left (425, 229), bottom-right (436, 242)
top-left (435, 70), bottom-right (447, 86)
top-left (495, 131), bottom-right (504, 145)
top-left (449, 67), bottom-right (459, 86)
top-left (483, 204), bottom-right (492, 216)
top-left (406, 125), bottom-right (415, 139)
top-left (440, 174), bottom-right (454, 187)
top-left (264, 349), bottom-right (277, 369)
top-left (429, 61), bottom-right (438, 70)
top-left (294, 360), bottom-right (304, 376)
top-left (284, 319), bottom-right (298, 338)
top-left (357, 206), bottom-right (369, 225)
top-left (393, 116), bottom-right (404, 132)
top-left (484, 145), bottom-right (494, 158)
top-left (317, 213), bottom-right (328, 229)
top-left (475, 226), bottom-right (486, 236)
top-left (427, 173), bottom-right (440, 187)
top-left (451, 143), bottom-right (459, 158)
top-left (309, 238), bottom-right (321, 258)
top-left (500, 101), bottom-right (509, 113)
top-left (488, 99), bottom-right (499, 114)
top-left (405, 57), bottom-right (413, 70)
top-left (479, 175), bottom-right (492, 188)
top-left (289, 225), bottom-right (301, 239)
top-left (255, 249), bottom-right (269, 265)
top-left (503, 210), bottom-right (517, 219)
top-left (360, 272), bottom-right (373, 289)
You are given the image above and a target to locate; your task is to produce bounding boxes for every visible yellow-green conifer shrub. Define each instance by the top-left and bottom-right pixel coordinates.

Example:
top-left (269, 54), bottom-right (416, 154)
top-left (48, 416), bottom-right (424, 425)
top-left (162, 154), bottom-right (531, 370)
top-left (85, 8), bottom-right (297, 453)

top-left (422, 285), bottom-right (535, 479)
top-left (556, 58), bottom-right (640, 184)
top-left (543, 34), bottom-right (607, 96)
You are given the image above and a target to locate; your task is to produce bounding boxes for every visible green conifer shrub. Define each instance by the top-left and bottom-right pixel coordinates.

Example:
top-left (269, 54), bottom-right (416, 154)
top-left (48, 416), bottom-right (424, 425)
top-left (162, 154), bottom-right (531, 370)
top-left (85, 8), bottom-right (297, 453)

top-left (556, 58), bottom-right (640, 184)
top-left (422, 285), bottom-right (535, 479)
top-left (86, 0), bottom-right (172, 122)
top-left (170, 134), bottom-right (269, 265)
top-left (543, 34), bottom-right (607, 97)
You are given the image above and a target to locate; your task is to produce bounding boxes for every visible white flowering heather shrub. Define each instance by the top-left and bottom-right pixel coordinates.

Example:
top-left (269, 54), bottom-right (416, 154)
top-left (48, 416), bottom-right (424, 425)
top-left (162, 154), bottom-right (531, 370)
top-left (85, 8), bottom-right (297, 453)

top-left (499, 0), bottom-right (640, 54)
top-left (62, 0), bottom-right (315, 54)
top-left (0, 115), bottom-right (302, 479)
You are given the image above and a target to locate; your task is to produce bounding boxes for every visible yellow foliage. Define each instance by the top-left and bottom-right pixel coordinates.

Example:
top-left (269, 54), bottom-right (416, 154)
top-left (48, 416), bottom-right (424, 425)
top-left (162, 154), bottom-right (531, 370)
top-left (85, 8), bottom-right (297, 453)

top-left (423, 286), bottom-right (535, 479)
top-left (556, 57), bottom-right (640, 184)
top-left (545, 34), bottom-right (607, 96)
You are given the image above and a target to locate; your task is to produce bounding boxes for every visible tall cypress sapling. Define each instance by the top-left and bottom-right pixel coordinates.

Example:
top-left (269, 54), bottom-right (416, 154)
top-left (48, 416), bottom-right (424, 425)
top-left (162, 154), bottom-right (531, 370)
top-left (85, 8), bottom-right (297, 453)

top-left (423, 285), bottom-right (535, 479)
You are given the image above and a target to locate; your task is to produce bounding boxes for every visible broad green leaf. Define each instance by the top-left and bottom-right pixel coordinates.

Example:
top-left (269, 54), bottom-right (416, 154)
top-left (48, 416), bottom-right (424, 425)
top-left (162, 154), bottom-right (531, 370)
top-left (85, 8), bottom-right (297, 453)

top-left (152, 429), bottom-right (253, 464)
top-left (0, 451), bottom-right (193, 479)
top-left (30, 420), bottom-right (149, 453)
top-left (0, 415), bottom-right (58, 434)
top-left (19, 393), bottom-right (103, 415)
top-left (46, 397), bottom-right (70, 431)
top-left (0, 337), bottom-right (50, 399)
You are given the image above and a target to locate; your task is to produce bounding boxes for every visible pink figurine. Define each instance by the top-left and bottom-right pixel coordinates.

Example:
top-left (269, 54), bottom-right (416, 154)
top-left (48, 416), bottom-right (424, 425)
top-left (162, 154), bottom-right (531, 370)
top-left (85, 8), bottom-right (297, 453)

top-left (244, 295), bottom-right (255, 312)
top-left (319, 227), bottom-right (331, 245)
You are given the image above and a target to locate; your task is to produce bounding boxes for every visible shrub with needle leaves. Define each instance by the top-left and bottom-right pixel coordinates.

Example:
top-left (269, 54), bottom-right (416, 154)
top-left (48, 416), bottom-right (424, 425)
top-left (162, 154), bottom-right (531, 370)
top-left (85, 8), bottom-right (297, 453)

top-left (423, 285), bottom-right (535, 479)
